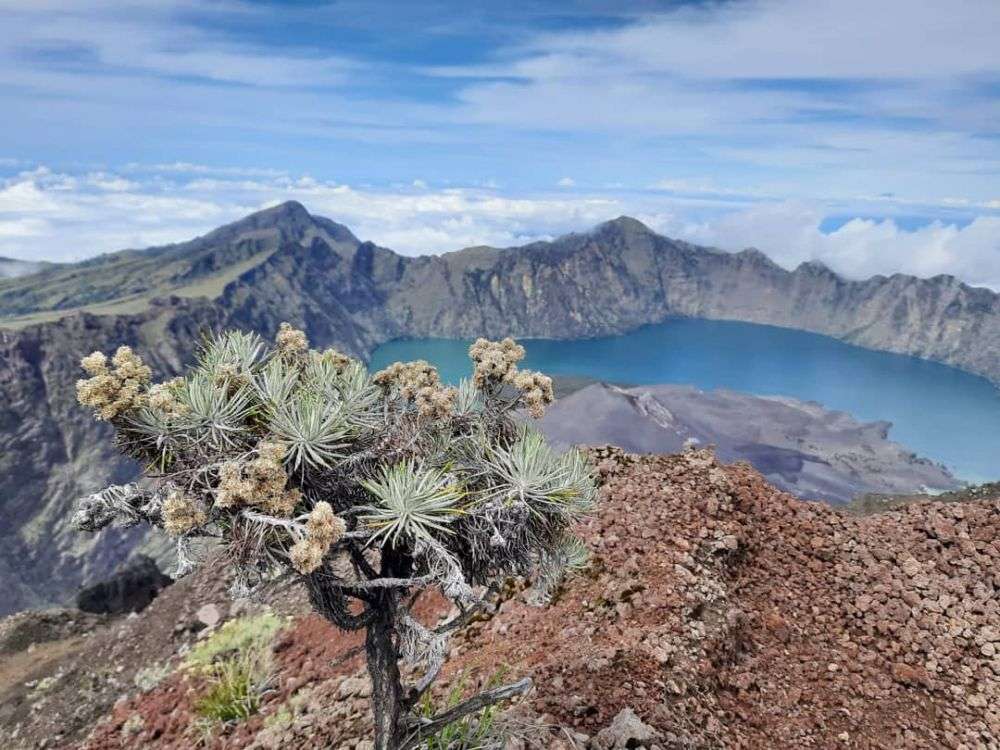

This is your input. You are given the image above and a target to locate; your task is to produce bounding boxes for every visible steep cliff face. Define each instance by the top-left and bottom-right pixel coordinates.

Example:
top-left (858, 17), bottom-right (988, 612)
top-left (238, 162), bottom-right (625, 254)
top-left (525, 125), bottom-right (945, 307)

top-left (1, 202), bottom-right (997, 614)
top-left (0, 301), bottom-right (226, 612)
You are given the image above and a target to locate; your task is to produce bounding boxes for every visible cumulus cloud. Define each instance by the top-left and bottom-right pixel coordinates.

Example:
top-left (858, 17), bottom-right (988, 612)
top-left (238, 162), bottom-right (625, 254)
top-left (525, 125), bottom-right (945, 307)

top-left (661, 203), bottom-right (1000, 289)
top-left (1, 0), bottom-right (998, 218)
top-left (1, 164), bottom-right (998, 290)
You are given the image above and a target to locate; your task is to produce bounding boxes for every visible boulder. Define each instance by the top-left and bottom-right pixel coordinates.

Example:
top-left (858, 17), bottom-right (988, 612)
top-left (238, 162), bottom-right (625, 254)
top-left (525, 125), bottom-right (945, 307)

top-left (76, 554), bottom-right (172, 615)
top-left (591, 707), bottom-right (661, 749)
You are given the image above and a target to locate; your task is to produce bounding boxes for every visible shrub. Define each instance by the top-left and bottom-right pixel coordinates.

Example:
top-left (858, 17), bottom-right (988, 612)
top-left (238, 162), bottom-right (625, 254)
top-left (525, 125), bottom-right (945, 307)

top-left (184, 613), bottom-right (285, 669)
top-left (419, 669), bottom-right (509, 749)
top-left (193, 648), bottom-right (272, 724)
top-left (187, 614), bottom-right (281, 736)
top-left (72, 325), bottom-right (597, 749)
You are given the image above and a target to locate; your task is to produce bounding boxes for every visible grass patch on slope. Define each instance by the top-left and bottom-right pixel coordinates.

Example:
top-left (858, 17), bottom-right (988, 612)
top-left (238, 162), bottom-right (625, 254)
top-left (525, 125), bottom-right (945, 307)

top-left (186, 613), bottom-right (286, 736)
top-left (184, 612), bottom-right (285, 669)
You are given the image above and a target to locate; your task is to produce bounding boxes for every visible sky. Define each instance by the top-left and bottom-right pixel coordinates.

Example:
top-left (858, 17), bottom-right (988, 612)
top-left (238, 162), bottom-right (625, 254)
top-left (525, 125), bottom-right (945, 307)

top-left (1, 0), bottom-right (999, 286)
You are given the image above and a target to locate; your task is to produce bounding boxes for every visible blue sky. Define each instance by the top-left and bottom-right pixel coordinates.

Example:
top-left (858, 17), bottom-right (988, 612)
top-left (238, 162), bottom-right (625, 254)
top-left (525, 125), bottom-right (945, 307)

top-left (1, 0), bottom-right (999, 287)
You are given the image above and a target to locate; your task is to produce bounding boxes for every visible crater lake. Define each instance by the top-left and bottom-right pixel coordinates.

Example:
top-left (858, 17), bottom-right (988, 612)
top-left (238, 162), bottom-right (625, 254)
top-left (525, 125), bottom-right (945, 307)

top-left (370, 318), bottom-right (1000, 484)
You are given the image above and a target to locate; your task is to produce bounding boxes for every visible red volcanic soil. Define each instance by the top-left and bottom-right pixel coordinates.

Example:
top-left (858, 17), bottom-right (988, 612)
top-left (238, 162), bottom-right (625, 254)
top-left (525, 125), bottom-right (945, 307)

top-left (5, 449), bottom-right (998, 749)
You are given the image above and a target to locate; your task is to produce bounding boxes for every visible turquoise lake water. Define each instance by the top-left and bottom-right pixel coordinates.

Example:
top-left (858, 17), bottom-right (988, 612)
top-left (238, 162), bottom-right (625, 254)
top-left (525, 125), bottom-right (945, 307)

top-left (370, 319), bottom-right (1000, 484)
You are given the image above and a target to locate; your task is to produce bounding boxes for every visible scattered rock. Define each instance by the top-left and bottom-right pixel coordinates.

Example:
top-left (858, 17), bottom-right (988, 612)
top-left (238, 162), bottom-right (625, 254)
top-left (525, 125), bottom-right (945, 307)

top-left (194, 603), bottom-right (221, 629)
top-left (590, 707), bottom-right (660, 749)
top-left (10, 449), bottom-right (1000, 750)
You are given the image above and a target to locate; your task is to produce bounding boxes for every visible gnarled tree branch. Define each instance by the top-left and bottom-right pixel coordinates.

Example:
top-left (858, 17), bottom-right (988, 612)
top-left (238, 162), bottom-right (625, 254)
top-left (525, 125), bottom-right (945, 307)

top-left (401, 677), bottom-right (533, 749)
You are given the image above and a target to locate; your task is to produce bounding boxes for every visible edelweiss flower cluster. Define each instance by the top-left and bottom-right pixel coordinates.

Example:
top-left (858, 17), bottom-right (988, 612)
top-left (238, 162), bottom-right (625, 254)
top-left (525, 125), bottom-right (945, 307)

top-left (213, 363), bottom-right (249, 391)
top-left (76, 346), bottom-right (153, 420)
top-left (276, 322), bottom-right (309, 360)
top-left (513, 370), bottom-right (555, 418)
top-left (314, 347), bottom-right (353, 372)
top-left (216, 441), bottom-right (301, 516)
top-left (373, 360), bottom-right (440, 399)
top-left (290, 501), bottom-right (346, 574)
top-left (374, 360), bottom-right (459, 418)
top-left (162, 489), bottom-right (207, 536)
top-left (414, 385), bottom-right (459, 419)
top-left (468, 337), bottom-right (525, 388)
top-left (469, 338), bottom-right (554, 417)
top-left (147, 377), bottom-right (189, 417)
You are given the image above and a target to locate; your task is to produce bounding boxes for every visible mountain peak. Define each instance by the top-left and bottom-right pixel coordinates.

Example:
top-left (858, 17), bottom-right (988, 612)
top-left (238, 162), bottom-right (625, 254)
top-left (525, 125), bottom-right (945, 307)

top-left (190, 200), bottom-right (319, 249)
top-left (598, 216), bottom-right (655, 235)
top-left (737, 248), bottom-right (779, 267)
top-left (229, 200), bottom-right (312, 230)
top-left (797, 259), bottom-right (835, 275)
top-left (269, 199), bottom-right (311, 218)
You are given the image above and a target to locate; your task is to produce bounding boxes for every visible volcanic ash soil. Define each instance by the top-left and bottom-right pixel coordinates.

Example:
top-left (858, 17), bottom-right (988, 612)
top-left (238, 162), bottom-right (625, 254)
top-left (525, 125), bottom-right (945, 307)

top-left (4, 448), bottom-right (999, 749)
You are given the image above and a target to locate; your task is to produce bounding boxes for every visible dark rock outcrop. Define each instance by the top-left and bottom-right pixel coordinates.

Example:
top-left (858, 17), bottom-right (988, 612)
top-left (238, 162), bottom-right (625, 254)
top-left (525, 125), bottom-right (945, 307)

top-left (75, 555), bottom-right (172, 615)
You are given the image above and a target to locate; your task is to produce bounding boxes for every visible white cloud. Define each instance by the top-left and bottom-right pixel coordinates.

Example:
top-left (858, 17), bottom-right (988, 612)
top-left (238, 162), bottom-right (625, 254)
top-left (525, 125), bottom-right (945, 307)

top-left (124, 162), bottom-right (290, 178)
top-left (0, 0), bottom-right (997, 216)
top-left (1, 164), bottom-right (998, 291)
top-left (0, 2), bottom-right (357, 88)
top-left (432, 0), bottom-right (1000, 205)
top-left (656, 202), bottom-right (1000, 289)
top-left (556, 177), bottom-right (575, 188)
top-left (0, 216), bottom-right (47, 239)
top-left (527, 0), bottom-right (998, 80)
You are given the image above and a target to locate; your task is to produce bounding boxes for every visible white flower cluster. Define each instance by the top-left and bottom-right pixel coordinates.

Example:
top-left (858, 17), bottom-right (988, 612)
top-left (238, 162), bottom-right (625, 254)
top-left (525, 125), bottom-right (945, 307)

top-left (162, 488), bottom-right (207, 537)
top-left (76, 346), bottom-right (153, 421)
top-left (468, 337), bottom-right (525, 388)
top-left (373, 359), bottom-right (440, 398)
top-left (147, 377), bottom-right (189, 416)
top-left (513, 370), bottom-right (555, 419)
top-left (373, 359), bottom-right (459, 418)
top-left (470, 337), bottom-right (554, 418)
top-left (314, 347), bottom-right (353, 372)
top-left (290, 501), bottom-right (347, 574)
top-left (275, 322), bottom-right (309, 360)
top-left (414, 385), bottom-right (458, 419)
top-left (216, 441), bottom-right (302, 516)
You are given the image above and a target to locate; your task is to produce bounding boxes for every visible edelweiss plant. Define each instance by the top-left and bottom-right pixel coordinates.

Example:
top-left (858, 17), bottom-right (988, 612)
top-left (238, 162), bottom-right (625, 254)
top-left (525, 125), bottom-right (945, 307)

top-left (72, 324), bottom-right (596, 749)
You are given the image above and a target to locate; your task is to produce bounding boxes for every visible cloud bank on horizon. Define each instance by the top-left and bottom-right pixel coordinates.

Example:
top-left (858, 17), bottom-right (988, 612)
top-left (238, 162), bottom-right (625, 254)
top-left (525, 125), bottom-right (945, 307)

top-left (0, 0), bottom-right (998, 287)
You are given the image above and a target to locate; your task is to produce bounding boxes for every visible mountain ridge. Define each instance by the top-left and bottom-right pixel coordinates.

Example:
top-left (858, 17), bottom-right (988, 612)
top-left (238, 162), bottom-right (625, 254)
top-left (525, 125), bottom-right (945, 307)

top-left (1, 201), bottom-right (999, 614)
top-left (5, 201), bottom-right (999, 349)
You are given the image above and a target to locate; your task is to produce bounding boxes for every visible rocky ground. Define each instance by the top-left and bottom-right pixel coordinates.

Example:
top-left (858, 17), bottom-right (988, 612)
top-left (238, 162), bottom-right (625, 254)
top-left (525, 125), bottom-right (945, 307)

top-left (2, 449), bottom-right (998, 749)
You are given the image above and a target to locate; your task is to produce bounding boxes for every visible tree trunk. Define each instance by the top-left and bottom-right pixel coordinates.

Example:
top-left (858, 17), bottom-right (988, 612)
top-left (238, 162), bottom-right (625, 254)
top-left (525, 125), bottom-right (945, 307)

top-left (366, 594), bottom-right (405, 750)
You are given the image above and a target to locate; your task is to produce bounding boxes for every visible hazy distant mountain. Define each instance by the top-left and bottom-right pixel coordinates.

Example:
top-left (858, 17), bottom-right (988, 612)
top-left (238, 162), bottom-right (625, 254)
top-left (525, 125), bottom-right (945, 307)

top-left (1, 201), bottom-right (998, 614)
top-left (0, 256), bottom-right (51, 280)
